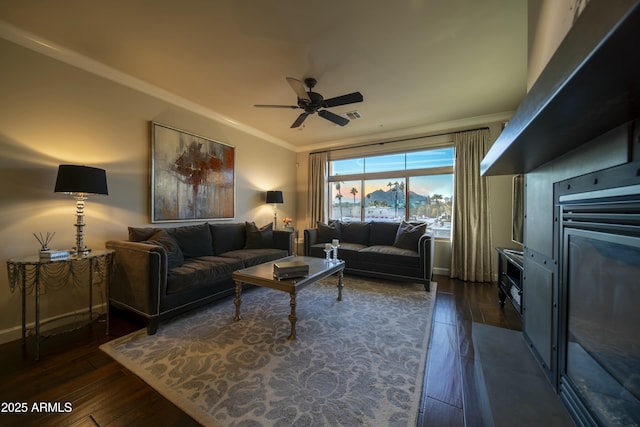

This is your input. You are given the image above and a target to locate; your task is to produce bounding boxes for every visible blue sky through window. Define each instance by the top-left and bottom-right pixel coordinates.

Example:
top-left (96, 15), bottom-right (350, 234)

top-left (331, 147), bottom-right (454, 176)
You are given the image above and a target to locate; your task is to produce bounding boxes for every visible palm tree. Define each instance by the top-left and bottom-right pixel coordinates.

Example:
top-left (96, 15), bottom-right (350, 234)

top-left (391, 181), bottom-right (401, 218)
top-left (349, 187), bottom-right (359, 217)
top-left (335, 182), bottom-right (344, 219)
top-left (398, 181), bottom-right (405, 215)
top-left (335, 193), bottom-right (343, 219)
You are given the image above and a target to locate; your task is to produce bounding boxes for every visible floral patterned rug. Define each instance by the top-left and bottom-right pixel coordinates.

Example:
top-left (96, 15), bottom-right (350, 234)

top-left (100, 276), bottom-right (436, 426)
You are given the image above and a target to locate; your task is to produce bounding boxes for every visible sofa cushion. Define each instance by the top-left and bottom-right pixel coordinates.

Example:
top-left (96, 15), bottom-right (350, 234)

top-left (369, 222), bottom-right (400, 246)
top-left (359, 245), bottom-right (420, 268)
top-left (393, 221), bottom-right (426, 251)
top-left (144, 230), bottom-right (184, 269)
top-left (335, 243), bottom-right (367, 262)
top-left (209, 222), bottom-right (246, 254)
top-left (128, 226), bottom-right (158, 242)
top-left (337, 242), bottom-right (368, 252)
top-left (308, 242), bottom-right (366, 260)
top-left (220, 248), bottom-right (288, 267)
top-left (166, 256), bottom-right (244, 295)
top-left (316, 221), bottom-right (341, 242)
top-left (341, 222), bottom-right (370, 246)
top-left (307, 244), bottom-right (329, 258)
top-left (244, 222), bottom-right (273, 249)
top-left (168, 223), bottom-right (214, 258)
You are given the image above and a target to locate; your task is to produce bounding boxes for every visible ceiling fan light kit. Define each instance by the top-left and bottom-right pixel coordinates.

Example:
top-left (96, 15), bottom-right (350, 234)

top-left (254, 77), bottom-right (363, 128)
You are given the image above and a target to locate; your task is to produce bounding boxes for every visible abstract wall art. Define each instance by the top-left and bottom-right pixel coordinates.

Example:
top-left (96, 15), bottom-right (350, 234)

top-left (151, 122), bottom-right (235, 222)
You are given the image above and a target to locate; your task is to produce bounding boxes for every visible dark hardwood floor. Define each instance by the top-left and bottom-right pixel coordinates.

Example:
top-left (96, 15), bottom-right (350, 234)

top-left (0, 275), bottom-right (520, 426)
top-left (419, 275), bottom-right (522, 427)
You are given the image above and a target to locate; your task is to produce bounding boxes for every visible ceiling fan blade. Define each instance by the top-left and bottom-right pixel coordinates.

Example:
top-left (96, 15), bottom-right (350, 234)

top-left (323, 91), bottom-right (363, 108)
top-left (286, 77), bottom-right (311, 102)
top-left (254, 104), bottom-right (299, 109)
top-left (291, 112), bottom-right (309, 128)
top-left (318, 110), bottom-right (349, 126)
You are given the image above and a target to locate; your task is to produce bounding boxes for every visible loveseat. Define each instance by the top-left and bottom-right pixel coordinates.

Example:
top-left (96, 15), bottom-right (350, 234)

top-left (304, 221), bottom-right (434, 291)
top-left (105, 222), bottom-right (292, 334)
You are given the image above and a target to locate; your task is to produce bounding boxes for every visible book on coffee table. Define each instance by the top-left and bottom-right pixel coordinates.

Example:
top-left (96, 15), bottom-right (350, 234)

top-left (273, 260), bottom-right (309, 279)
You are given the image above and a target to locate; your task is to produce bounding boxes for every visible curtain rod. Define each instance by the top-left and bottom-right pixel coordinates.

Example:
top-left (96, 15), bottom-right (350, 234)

top-left (310, 126), bottom-right (490, 155)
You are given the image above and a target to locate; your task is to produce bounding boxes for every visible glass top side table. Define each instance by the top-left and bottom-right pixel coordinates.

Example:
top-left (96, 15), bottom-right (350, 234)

top-left (6, 249), bottom-right (114, 360)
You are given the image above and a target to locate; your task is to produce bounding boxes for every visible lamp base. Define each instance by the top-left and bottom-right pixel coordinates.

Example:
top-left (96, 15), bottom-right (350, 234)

top-left (72, 196), bottom-right (91, 257)
top-left (272, 204), bottom-right (278, 230)
top-left (71, 247), bottom-right (91, 257)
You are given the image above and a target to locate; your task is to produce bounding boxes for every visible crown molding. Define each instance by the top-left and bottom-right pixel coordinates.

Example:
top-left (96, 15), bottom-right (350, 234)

top-left (0, 20), bottom-right (296, 152)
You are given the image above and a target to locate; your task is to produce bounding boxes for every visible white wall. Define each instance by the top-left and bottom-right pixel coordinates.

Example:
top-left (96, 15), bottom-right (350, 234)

top-left (0, 38), bottom-right (297, 343)
top-left (527, 0), bottom-right (587, 90)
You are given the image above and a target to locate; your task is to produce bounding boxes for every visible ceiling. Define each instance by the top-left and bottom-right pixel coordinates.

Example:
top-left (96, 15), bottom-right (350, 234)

top-left (0, 0), bottom-right (527, 152)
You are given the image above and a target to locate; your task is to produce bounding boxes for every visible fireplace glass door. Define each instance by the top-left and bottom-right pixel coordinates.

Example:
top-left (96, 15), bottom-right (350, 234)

top-left (563, 228), bottom-right (640, 426)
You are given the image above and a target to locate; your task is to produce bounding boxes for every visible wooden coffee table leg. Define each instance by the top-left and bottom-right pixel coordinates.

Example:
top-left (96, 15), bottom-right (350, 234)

top-left (337, 270), bottom-right (344, 301)
top-left (288, 291), bottom-right (297, 340)
top-left (233, 280), bottom-right (242, 321)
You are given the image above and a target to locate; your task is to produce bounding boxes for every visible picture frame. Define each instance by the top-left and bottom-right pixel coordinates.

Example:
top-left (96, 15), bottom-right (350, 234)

top-left (151, 122), bottom-right (235, 223)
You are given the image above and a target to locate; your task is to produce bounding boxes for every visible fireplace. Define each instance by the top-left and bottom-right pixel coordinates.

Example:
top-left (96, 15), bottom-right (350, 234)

top-left (476, 0), bottom-right (640, 423)
top-left (557, 168), bottom-right (640, 426)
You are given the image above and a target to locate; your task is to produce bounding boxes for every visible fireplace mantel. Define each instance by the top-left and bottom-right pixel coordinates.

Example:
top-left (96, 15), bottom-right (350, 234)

top-left (481, 0), bottom-right (640, 176)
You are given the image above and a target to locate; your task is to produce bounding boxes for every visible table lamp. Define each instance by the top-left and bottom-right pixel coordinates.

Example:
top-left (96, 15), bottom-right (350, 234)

top-left (266, 190), bottom-right (283, 228)
top-left (54, 164), bottom-right (108, 255)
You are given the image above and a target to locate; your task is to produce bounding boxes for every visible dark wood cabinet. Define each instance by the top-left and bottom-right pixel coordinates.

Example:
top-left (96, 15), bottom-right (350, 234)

top-left (497, 248), bottom-right (524, 316)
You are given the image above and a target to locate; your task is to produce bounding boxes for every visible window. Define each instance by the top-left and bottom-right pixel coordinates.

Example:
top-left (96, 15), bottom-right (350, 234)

top-left (328, 147), bottom-right (454, 238)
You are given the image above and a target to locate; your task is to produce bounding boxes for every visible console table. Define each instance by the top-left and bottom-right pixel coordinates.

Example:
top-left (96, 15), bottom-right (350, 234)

top-left (496, 247), bottom-right (524, 316)
top-left (6, 249), bottom-right (114, 360)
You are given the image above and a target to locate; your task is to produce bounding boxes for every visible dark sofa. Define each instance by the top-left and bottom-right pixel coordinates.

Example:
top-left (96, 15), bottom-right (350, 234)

top-left (105, 222), bottom-right (292, 334)
top-left (304, 221), bottom-right (434, 291)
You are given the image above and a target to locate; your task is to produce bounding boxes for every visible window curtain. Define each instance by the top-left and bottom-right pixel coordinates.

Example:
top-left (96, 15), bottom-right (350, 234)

top-left (450, 129), bottom-right (493, 282)
top-left (307, 151), bottom-right (328, 228)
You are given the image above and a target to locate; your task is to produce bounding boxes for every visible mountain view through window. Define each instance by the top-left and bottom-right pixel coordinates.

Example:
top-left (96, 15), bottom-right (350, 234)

top-left (328, 147), bottom-right (454, 238)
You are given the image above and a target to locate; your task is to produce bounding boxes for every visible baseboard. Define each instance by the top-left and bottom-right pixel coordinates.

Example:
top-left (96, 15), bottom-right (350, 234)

top-left (433, 267), bottom-right (450, 276)
top-left (0, 303), bottom-right (108, 345)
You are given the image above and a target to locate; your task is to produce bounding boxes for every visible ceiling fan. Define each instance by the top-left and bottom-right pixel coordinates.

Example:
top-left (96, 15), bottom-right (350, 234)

top-left (254, 77), bottom-right (363, 128)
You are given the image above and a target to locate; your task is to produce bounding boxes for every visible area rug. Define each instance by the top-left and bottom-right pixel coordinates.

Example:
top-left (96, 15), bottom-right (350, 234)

top-left (100, 276), bottom-right (437, 426)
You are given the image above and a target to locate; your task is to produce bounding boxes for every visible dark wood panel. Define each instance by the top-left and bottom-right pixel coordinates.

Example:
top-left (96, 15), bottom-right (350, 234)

top-left (0, 313), bottom-right (198, 427)
top-left (434, 291), bottom-right (458, 325)
top-left (419, 276), bottom-right (522, 426)
top-left (425, 321), bottom-right (463, 408)
top-left (459, 355), bottom-right (485, 427)
top-left (421, 397), bottom-right (464, 427)
top-left (457, 320), bottom-right (475, 360)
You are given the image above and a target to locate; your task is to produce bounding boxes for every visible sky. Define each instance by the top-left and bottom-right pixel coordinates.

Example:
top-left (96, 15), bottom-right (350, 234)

top-left (330, 148), bottom-right (454, 200)
top-left (331, 147), bottom-right (454, 175)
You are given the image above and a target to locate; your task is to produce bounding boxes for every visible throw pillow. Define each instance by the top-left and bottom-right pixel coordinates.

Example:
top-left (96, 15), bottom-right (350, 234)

top-left (316, 220), bottom-right (341, 242)
top-left (341, 222), bottom-right (371, 246)
top-left (393, 221), bottom-right (427, 251)
top-left (146, 229), bottom-right (185, 268)
top-left (370, 221), bottom-right (401, 246)
top-left (209, 223), bottom-right (246, 254)
top-left (167, 223), bottom-right (213, 258)
top-left (128, 226), bottom-right (158, 242)
top-left (245, 222), bottom-right (273, 249)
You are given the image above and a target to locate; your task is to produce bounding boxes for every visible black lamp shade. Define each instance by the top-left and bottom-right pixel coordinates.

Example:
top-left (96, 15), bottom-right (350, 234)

top-left (54, 164), bottom-right (108, 195)
top-left (266, 190), bottom-right (283, 204)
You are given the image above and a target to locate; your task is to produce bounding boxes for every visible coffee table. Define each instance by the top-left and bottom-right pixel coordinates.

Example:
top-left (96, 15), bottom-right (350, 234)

top-left (232, 256), bottom-right (345, 340)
